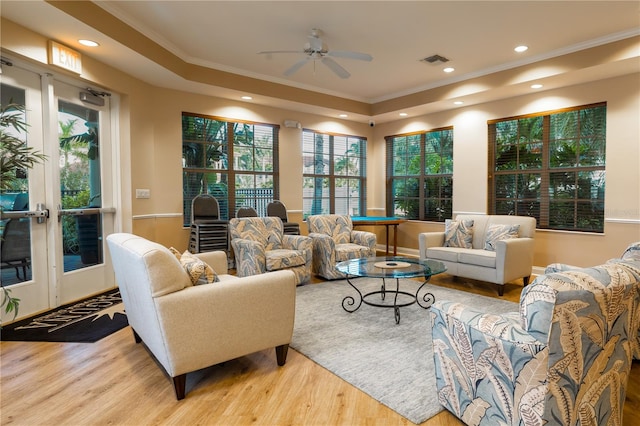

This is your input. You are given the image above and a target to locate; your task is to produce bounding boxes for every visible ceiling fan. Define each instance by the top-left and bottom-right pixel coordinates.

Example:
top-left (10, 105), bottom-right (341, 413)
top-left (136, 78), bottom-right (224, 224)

top-left (258, 28), bottom-right (373, 79)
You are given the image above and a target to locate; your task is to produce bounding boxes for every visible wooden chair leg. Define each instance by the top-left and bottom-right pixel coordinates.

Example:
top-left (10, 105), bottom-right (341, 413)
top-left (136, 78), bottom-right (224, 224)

top-left (497, 284), bottom-right (505, 296)
top-left (523, 275), bottom-right (531, 286)
top-left (173, 374), bottom-right (186, 400)
top-left (275, 344), bottom-right (289, 366)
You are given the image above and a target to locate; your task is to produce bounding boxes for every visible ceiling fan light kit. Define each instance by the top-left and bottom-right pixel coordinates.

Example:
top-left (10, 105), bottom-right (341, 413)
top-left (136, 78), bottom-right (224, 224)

top-left (259, 28), bottom-right (372, 79)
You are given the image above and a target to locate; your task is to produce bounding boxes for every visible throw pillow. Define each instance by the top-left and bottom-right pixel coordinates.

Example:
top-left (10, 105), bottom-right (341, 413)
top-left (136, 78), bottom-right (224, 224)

top-left (444, 219), bottom-right (474, 248)
top-left (484, 224), bottom-right (520, 251)
top-left (175, 250), bottom-right (220, 285)
top-left (169, 247), bottom-right (182, 261)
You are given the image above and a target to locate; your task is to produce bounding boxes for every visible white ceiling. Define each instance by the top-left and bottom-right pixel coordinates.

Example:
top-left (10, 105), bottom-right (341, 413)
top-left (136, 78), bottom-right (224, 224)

top-left (2, 1), bottom-right (639, 121)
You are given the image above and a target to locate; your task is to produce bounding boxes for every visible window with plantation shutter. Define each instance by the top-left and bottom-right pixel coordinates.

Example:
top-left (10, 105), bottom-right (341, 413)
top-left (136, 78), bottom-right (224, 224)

top-left (385, 127), bottom-right (454, 221)
top-left (488, 103), bottom-right (606, 232)
top-left (182, 112), bottom-right (279, 225)
top-left (302, 129), bottom-right (366, 218)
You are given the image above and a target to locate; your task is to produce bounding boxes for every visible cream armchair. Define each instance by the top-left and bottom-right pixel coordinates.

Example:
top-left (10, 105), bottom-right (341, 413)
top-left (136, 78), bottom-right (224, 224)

top-left (307, 214), bottom-right (377, 280)
top-left (106, 233), bottom-right (296, 400)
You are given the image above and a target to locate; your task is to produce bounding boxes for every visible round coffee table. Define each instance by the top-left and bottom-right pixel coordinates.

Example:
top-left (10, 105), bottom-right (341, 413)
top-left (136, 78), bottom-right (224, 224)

top-left (335, 256), bottom-right (447, 324)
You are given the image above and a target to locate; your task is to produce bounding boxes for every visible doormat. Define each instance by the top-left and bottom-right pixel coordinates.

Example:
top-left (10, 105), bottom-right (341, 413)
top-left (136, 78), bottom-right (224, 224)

top-left (1, 289), bottom-right (128, 343)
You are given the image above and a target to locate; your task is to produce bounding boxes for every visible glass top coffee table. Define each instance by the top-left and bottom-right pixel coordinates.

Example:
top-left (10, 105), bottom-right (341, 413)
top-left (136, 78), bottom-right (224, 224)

top-left (335, 256), bottom-right (447, 324)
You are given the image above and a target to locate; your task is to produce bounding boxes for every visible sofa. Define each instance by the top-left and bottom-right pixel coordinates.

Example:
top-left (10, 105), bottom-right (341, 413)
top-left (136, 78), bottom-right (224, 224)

top-left (229, 216), bottom-right (312, 285)
top-left (106, 233), bottom-right (297, 400)
top-left (419, 214), bottom-right (536, 295)
top-left (431, 251), bottom-right (640, 425)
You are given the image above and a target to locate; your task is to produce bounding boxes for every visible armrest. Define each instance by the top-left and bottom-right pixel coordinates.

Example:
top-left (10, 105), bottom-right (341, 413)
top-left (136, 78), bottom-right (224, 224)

top-left (154, 270), bottom-right (297, 373)
top-left (283, 234), bottom-right (313, 263)
top-left (351, 230), bottom-right (376, 254)
top-left (194, 251), bottom-right (228, 274)
top-left (418, 232), bottom-right (445, 259)
top-left (309, 232), bottom-right (336, 262)
top-left (431, 300), bottom-right (538, 344)
top-left (230, 238), bottom-right (266, 276)
top-left (495, 237), bottom-right (535, 282)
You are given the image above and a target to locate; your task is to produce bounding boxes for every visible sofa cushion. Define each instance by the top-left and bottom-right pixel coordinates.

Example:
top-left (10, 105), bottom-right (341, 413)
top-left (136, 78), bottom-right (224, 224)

top-left (266, 249), bottom-right (306, 271)
top-left (426, 247), bottom-right (461, 263)
top-left (335, 243), bottom-right (371, 262)
top-left (458, 249), bottom-right (496, 268)
top-left (484, 223), bottom-right (520, 251)
top-left (171, 248), bottom-right (219, 285)
top-left (444, 219), bottom-right (474, 248)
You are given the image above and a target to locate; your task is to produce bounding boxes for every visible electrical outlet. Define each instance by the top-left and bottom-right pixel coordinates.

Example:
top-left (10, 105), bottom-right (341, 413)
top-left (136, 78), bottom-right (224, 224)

top-left (136, 189), bottom-right (150, 199)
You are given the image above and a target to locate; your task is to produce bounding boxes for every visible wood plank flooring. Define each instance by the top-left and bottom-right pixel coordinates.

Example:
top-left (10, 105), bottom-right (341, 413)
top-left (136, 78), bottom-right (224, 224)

top-left (2, 275), bottom-right (639, 425)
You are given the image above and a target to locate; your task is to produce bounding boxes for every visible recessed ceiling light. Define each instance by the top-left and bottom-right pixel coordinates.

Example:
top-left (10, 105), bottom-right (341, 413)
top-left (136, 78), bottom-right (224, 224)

top-left (443, 67), bottom-right (455, 73)
top-left (399, 112), bottom-right (408, 117)
top-left (514, 45), bottom-right (529, 53)
top-left (339, 114), bottom-right (348, 118)
top-left (78, 39), bottom-right (99, 47)
top-left (454, 101), bottom-right (464, 105)
top-left (531, 84), bottom-right (543, 89)
top-left (241, 96), bottom-right (253, 100)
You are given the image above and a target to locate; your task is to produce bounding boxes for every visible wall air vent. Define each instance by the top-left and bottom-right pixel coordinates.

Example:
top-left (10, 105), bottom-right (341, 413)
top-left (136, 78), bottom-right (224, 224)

top-left (421, 54), bottom-right (449, 64)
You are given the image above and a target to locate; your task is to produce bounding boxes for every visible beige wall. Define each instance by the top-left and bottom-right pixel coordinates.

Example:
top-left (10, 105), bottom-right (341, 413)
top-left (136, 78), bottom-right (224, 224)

top-left (3, 18), bottom-right (639, 270)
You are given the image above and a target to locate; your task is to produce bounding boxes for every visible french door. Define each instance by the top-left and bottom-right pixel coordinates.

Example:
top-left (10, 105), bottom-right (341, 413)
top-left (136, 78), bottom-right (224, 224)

top-left (1, 60), bottom-right (117, 322)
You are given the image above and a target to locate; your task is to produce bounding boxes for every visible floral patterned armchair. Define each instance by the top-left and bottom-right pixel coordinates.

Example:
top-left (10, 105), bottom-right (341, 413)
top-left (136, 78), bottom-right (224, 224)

top-left (306, 215), bottom-right (376, 280)
top-left (431, 255), bottom-right (640, 425)
top-left (229, 216), bottom-right (312, 285)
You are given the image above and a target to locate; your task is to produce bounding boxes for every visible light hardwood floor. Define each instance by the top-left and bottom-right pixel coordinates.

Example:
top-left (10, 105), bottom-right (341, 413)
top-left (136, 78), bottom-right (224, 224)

top-left (2, 275), bottom-right (639, 425)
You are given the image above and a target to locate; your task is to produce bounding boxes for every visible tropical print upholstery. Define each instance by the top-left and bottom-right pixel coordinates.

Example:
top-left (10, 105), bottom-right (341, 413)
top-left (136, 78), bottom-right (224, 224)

top-left (229, 217), bottom-right (312, 285)
top-left (544, 242), bottom-right (640, 360)
top-left (432, 256), bottom-right (640, 426)
top-left (307, 215), bottom-right (377, 280)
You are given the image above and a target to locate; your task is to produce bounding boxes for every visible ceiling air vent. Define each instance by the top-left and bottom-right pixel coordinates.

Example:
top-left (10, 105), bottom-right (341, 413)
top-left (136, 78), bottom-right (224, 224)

top-left (421, 54), bottom-right (449, 64)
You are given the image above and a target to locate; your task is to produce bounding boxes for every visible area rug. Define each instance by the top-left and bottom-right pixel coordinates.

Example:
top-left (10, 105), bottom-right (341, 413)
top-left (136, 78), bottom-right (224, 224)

top-left (291, 278), bottom-right (518, 425)
top-left (1, 289), bottom-right (127, 343)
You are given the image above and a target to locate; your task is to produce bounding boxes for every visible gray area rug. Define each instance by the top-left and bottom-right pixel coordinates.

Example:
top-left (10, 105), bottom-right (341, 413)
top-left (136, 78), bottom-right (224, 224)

top-left (291, 278), bottom-right (518, 424)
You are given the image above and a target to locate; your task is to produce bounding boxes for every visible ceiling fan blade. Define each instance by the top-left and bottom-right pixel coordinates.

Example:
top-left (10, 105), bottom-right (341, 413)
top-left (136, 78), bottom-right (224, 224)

top-left (321, 57), bottom-right (350, 79)
top-left (327, 50), bottom-right (373, 62)
top-left (284, 58), bottom-right (310, 76)
top-left (257, 50), bottom-right (303, 55)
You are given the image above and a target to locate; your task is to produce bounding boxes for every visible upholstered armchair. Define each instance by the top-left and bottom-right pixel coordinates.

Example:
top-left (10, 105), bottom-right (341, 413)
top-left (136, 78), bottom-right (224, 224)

top-left (106, 233), bottom-right (297, 400)
top-left (306, 214), bottom-right (377, 280)
top-left (431, 257), bottom-right (640, 425)
top-left (228, 216), bottom-right (312, 285)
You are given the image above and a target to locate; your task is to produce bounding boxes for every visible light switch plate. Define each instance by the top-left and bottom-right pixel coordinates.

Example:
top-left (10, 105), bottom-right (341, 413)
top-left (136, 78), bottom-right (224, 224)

top-left (136, 189), bottom-right (150, 199)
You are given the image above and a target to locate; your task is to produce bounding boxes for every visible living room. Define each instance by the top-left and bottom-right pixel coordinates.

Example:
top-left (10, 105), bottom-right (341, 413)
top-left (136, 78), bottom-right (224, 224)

top-left (1, 1), bottom-right (639, 425)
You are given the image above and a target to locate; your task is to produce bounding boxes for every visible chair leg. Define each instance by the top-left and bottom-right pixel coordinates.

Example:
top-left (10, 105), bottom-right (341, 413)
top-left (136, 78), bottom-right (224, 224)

top-left (132, 328), bottom-right (142, 343)
top-left (173, 374), bottom-right (186, 400)
top-left (276, 344), bottom-right (289, 366)
top-left (523, 275), bottom-right (531, 286)
top-left (497, 284), bottom-right (505, 297)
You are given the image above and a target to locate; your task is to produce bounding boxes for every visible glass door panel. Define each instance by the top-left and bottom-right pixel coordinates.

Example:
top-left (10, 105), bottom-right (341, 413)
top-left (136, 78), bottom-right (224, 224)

top-left (0, 65), bottom-right (50, 321)
top-left (54, 80), bottom-right (114, 305)
top-left (58, 101), bottom-right (103, 272)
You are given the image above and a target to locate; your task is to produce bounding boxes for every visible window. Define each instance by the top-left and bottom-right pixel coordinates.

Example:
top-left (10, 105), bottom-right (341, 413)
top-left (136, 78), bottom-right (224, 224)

top-left (182, 113), bottom-right (279, 225)
top-left (386, 128), bottom-right (453, 221)
top-left (488, 103), bottom-right (606, 232)
top-left (302, 130), bottom-right (366, 218)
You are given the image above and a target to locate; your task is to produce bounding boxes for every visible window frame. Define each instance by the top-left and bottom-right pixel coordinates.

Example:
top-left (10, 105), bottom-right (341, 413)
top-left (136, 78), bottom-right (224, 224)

top-left (385, 127), bottom-right (454, 221)
top-left (302, 129), bottom-right (367, 218)
top-left (487, 102), bottom-right (606, 232)
top-left (182, 112), bottom-right (280, 225)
